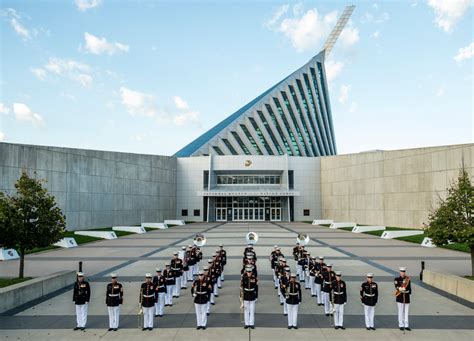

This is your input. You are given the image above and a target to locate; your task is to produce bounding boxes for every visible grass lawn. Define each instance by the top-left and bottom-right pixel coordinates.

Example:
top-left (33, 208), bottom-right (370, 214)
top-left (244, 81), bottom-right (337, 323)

top-left (363, 226), bottom-right (409, 237)
top-left (0, 277), bottom-right (33, 288)
top-left (465, 276), bottom-right (474, 281)
top-left (25, 245), bottom-right (60, 254)
top-left (62, 231), bottom-right (101, 244)
top-left (340, 227), bottom-right (354, 232)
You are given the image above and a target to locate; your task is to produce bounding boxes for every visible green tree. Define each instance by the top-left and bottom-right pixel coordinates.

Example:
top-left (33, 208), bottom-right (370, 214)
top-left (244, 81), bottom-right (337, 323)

top-left (425, 168), bottom-right (474, 275)
top-left (0, 171), bottom-right (66, 278)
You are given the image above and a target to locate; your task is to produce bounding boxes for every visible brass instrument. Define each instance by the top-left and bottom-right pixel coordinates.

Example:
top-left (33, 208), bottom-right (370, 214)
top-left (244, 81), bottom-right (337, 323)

top-left (245, 232), bottom-right (259, 245)
top-left (193, 233), bottom-right (207, 247)
top-left (296, 233), bottom-right (310, 246)
top-left (395, 276), bottom-right (410, 296)
top-left (138, 287), bottom-right (143, 329)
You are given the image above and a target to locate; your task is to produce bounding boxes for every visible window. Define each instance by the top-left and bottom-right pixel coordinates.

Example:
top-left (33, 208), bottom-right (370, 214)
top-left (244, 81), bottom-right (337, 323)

top-left (194, 209), bottom-right (200, 217)
top-left (288, 170), bottom-right (294, 189)
top-left (181, 209), bottom-right (188, 216)
top-left (249, 117), bottom-right (274, 155)
top-left (281, 91), bottom-right (308, 155)
top-left (240, 124), bottom-right (263, 155)
top-left (216, 175), bottom-right (281, 185)
top-left (304, 209), bottom-right (310, 216)
top-left (257, 111), bottom-right (284, 155)
top-left (203, 171), bottom-right (209, 189)
top-left (231, 131), bottom-right (251, 155)
top-left (264, 104), bottom-right (293, 155)
top-left (273, 97), bottom-right (302, 156)
top-left (222, 138), bottom-right (238, 155)
top-left (212, 146), bottom-right (224, 155)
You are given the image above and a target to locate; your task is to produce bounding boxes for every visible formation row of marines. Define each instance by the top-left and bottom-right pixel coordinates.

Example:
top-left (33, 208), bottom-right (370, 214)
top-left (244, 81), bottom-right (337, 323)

top-left (72, 243), bottom-right (412, 331)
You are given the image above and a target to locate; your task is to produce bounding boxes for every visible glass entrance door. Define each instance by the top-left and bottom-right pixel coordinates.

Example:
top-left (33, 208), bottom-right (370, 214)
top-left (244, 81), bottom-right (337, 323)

top-left (216, 208), bottom-right (227, 222)
top-left (270, 208), bottom-right (281, 221)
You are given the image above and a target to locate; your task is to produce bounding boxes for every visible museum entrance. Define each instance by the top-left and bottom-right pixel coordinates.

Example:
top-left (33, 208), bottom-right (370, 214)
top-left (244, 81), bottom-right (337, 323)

top-left (214, 196), bottom-right (282, 222)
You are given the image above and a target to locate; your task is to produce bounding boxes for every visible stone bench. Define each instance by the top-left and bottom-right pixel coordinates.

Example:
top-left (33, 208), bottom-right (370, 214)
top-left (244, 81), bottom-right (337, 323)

top-left (312, 219), bottom-right (334, 225)
top-left (352, 226), bottom-right (386, 233)
top-left (53, 238), bottom-right (78, 248)
top-left (141, 222), bottom-right (168, 229)
top-left (0, 248), bottom-right (19, 260)
top-left (112, 226), bottom-right (146, 234)
top-left (381, 230), bottom-right (424, 239)
top-left (423, 270), bottom-right (473, 303)
top-left (164, 220), bottom-right (186, 226)
top-left (329, 222), bottom-right (357, 229)
top-left (75, 231), bottom-right (117, 239)
top-left (0, 270), bottom-right (76, 314)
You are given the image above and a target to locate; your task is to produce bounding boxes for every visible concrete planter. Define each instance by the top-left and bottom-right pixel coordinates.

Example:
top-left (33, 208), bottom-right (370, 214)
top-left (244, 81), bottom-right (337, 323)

top-left (312, 219), bottom-right (334, 225)
top-left (164, 220), bottom-right (185, 226)
top-left (329, 222), bottom-right (357, 229)
top-left (0, 270), bottom-right (76, 314)
top-left (381, 230), bottom-right (423, 239)
top-left (141, 222), bottom-right (168, 229)
top-left (75, 231), bottom-right (117, 239)
top-left (352, 226), bottom-right (386, 233)
top-left (423, 270), bottom-right (474, 303)
top-left (112, 226), bottom-right (146, 234)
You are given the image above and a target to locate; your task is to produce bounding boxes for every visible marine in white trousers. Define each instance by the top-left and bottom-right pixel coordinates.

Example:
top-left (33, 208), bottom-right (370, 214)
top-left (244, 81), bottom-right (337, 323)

top-left (364, 305), bottom-right (375, 328)
top-left (296, 265), bottom-right (302, 281)
top-left (310, 276), bottom-right (316, 295)
top-left (195, 303), bottom-right (207, 327)
top-left (181, 272), bottom-right (187, 288)
top-left (283, 301), bottom-right (288, 315)
top-left (142, 307), bottom-right (154, 329)
top-left (107, 306), bottom-right (120, 329)
top-left (397, 303), bottom-right (409, 328)
top-left (304, 272), bottom-right (311, 289)
top-left (75, 303), bottom-right (88, 328)
top-left (316, 284), bottom-right (323, 304)
top-left (154, 292), bottom-right (165, 316)
top-left (173, 278), bottom-right (181, 297)
top-left (322, 292), bottom-right (331, 314)
top-left (165, 285), bottom-right (174, 305)
top-left (287, 303), bottom-right (299, 327)
top-left (213, 283), bottom-right (219, 296)
top-left (243, 300), bottom-right (255, 326)
top-left (217, 276), bottom-right (222, 288)
top-left (334, 303), bottom-right (344, 327)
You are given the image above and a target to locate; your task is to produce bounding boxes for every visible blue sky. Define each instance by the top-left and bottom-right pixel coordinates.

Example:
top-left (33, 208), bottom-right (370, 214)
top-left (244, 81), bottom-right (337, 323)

top-left (0, 0), bottom-right (472, 156)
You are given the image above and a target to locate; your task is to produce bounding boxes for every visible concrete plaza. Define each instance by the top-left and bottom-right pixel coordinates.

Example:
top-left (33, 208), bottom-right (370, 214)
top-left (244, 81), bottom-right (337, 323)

top-left (0, 222), bottom-right (473, 340)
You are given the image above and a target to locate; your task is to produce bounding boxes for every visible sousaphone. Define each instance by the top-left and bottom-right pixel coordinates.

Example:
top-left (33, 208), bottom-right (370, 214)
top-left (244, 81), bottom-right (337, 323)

top-left (245, 232), bottom-right (259, 245)
top-left (193, 233), bottom-right (206, 247)
top-left (296, 233), bottom-right (310, 246)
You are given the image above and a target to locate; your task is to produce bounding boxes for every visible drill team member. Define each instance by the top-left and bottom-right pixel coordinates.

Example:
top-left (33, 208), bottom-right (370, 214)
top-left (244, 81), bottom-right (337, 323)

top-left (270, 246), bottom-right (280, 287)
top-left (181, 246), bottom-right (189, 289)
top-left (139, 273), bottom-right (156, 331)
top-left (394, 267), bottom-right (412, 331)
top-left (309, 256), bottom-right (317, 296)
top-left (191, 270), bottom-right (212, 330)
top-left (105, 273), bottom-right (123, 331)
top-left (171, 252), bottom-right (183, 298)
top-left (208, 259), bottom-right (217, 305)
top-left (332, 271), bottom-right (347, 330)
top-left (322, 263), bottom-right (335, 316)
top-left (73, 272), bottom-right (90, 331)
top-left (219, 244), bottom-right (227, 282)
top-left (153, 268), bottom-right (167, 317)
top-left (163, 263), bottom-right (175, 306)
top-left (280, 266), bottom-right (291, 315)
top-left (303, 251), bottom-right (311, 289)
top-left (315, 256), bottom-right (325, 305)
top-left (284, 273), bottom-right (302, 329)
top-left (360, 273), bottom-right (378, 330)
top-left (187, 245), bottom-right (196, 279)
top-left (203, 266), bottom-right (212, 315)
top-left (241, 265), bottom-right (258, 329)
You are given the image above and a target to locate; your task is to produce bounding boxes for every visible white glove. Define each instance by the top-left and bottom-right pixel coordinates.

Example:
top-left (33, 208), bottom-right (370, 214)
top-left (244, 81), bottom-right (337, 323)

top-left (193, 294), bottom-right (196, 297)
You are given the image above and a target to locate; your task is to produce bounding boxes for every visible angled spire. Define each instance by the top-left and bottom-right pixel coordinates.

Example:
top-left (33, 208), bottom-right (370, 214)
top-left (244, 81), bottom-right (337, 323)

top-left (323, 5), bottom-right (356, 56)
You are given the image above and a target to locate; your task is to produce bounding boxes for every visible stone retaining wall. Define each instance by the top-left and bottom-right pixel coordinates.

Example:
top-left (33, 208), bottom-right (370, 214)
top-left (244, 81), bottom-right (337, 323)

top-left (423, 269), bottom-right (473, 303)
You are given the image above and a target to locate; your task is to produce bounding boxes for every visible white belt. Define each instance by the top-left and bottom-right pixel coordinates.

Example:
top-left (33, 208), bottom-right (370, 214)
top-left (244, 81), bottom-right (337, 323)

top-left (196, 291), bottom-right (207, 294)
top-left (244, 288), bottom-right (255, 291)
top-left (334, 292), bottom-right (344, 295)
top-left (172, 268), bottom-right (180, 271)
top-left (108, 294), bottom-right (120, 297)
top-left (288, 293), bottom-right (298, 296)
top-left (364, 293), bottom-right (375, 297)
top-left (143, 294), bottom-right (154, 298)
top-left (158, 286), bottom-right (165, 288)
top-left (324, 281), bottom-right (332, 284)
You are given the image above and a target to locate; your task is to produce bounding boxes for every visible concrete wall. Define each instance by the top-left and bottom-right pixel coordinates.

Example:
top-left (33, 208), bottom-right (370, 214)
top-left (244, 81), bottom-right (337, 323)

top-left (320, 143), bottom-right (474, 228)
top-left (0, 142), bottom-right (177, 230)
top-left (423, 270), bottom-right (474, 303)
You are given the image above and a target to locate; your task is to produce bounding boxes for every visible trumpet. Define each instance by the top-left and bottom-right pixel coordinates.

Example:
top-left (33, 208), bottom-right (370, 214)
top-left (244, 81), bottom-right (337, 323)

top-left (246, 232), bottom-right (259, 244)
top-left (296, 233), bottom-right (310, 246)
top-left (193, 233), bottom-right (206, 247)
top-left (137, 288), bottom-right (143, 329)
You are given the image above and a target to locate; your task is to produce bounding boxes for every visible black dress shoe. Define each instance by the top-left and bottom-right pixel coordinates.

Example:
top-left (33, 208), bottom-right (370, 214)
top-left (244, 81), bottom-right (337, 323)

top-left (312, 295), bottom-right (316, 297)
top-left (142, 328), bottom-right (147, 331)
top-left (113, 328), bottom-right (118, 331)
top-left (325, 313), bottom-right (329, 316)
top-left (250, 325), bottom-right (255, 329)
top-left (149, 328), bottom-right (153, 331)
top-left (169, 304), bottom-right (173, 307)
top-left (108, 328), bottom-right (113, 331)
top-left (196, 326), bottom-right (201, 330)
top-left (371, 327), bottom-right (376, 331)
top-left (334, 326), bottom-right (338, 330)
top-left (400, 327), bottom-right (404, 331)
top-left (202, 327), bottom-right (206, 330)
top-left (81, 327), bottom-right (85, 331)
top-left (211, 302), bottom-right (215, 305)
top-left (340, 326), bottom-right (345, 330)
top-left (284, 314), bottom-right (287, 316)
top-left (215, 294), bottom-right (219, 297)
top-left (288, 326), bottom-right (291, 329)
top-left (244, 325), bottom-right (249, 329)
top-left (405, 328), bottom-right (411, 331)
top-left (73, 327), bottom-right (80, 331)
top-left (366, 328), bottom-right (370, 330)
top-left (293, 326), bottom-right (298, 329)
top-left (207, 313), bottom-right (210, 316)
top-left (155, 315), bottom-right (159, 317)
top-left (280, 303), bottom-right (283, 305)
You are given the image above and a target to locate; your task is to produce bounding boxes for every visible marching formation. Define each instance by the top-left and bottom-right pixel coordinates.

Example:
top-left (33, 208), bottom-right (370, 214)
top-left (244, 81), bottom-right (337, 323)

top-left (72, 231), bottom-right (413, 332)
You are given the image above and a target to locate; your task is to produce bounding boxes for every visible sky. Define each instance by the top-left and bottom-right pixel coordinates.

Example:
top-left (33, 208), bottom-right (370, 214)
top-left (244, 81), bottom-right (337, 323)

top-left (0, 0), bottom-right (472, 157)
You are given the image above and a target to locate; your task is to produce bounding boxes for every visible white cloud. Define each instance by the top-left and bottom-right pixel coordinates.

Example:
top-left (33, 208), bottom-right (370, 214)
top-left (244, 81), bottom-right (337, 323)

top-left (427, 0), bottom-right (471, 32)
top-left (454, 42), bottom-right (474, 62)
top-left (0, 103), bottom-right (10, 115)
top-left (83, 32), bottom-right (129, 55)
top-left (130, 133), bottom-right (148, 142)
top-left (371, 31), bottom-right (380, 39)
top-left (119, 86), bottom-right (156, 117)
top-left (0, 131), bottom-right (4, 141)
top-left (266, 4), bottom-right (359, 53)
top-left (325, 60), bottom-right (344, 82)
top-left (13, 102), bottom-right (44, 126)
top-left (338, 85), bottom-right (351, 103)
top-left (264, 4), bottom-right (289, 29)
top-left (2, 8), bottom-right (36, 40)
top-left (34, 57), bottom-right (94, 87)
top-left (75, 0), bottom-right (102, 12)
top-left (31, 68), bottom-right (47, 80)
top-left (435, 87), bottom-right (444, 96)
top-left (172, 96), bottom-right (200, 125)
top-left (349, 101), bottom-right (358, 113)
top-left (10, 17), bottom-right (30, 39)
top-left (363, 11), bottom-right (389, 24)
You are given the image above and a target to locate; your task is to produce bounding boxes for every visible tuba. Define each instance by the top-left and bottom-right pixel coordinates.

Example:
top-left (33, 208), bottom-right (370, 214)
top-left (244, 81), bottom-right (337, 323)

top-left (246, 232), bottom-right (259, 245)
top-left (193, 233), bottom-right (207, 247)
top-left (296, 233), bottom-right (310, 246)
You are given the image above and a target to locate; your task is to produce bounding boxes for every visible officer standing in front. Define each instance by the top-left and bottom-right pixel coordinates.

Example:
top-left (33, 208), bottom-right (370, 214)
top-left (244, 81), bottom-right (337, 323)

top-left (394, 267), bottom-right (412, 331)
top-left (191, 270), bottom-right (212, 330)
top-left (241, 264), bottom-right (258, 329)
top-left (332, 271), bottom-right (347, 330)
top-left (360, 273), bottom-right (378, 330)
top-left (139, 273), bottom-right (156, 331)
top-left (153, 268), bottom-right (167, 317)
top-left (105, 273), bottom-right (123, 331)
top-left (284, 273), bottom-right (302, 329)
top-left (73, 272), bottom-right (90, 331)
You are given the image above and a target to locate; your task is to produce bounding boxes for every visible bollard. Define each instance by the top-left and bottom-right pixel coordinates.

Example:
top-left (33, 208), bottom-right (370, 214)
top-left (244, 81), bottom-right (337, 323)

top-left (420, 261), bottom-right (425, 281)
top-left (79, 261), bottom-right (83, 272)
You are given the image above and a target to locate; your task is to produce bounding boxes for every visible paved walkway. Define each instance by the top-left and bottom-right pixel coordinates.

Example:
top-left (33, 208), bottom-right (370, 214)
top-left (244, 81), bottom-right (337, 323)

top-left (0, 222), bottom-right (473, 340)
